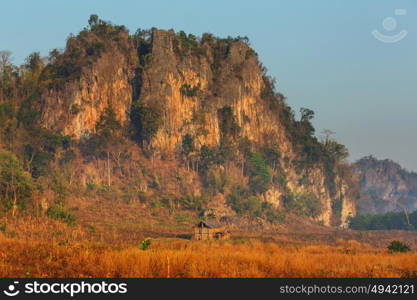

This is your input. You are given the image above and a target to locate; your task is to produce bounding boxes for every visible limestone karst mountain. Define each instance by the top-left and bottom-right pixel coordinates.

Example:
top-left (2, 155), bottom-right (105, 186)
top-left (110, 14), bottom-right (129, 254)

top-left (354, 156), bottom-right (417, 215)
top-left (1, 16), bottom-right (358, 227)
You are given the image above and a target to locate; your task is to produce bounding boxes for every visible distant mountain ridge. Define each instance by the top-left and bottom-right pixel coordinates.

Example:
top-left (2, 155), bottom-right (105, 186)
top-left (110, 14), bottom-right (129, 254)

top-left (354, 156), bottom-right (417, 214)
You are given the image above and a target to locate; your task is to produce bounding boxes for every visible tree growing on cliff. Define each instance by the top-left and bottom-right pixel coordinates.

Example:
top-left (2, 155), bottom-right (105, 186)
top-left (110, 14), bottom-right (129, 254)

top-left (182, 133), bottom-right (195, 170)
top-left (81, 106), bottom-right (124, 186)
top-left (246, 153), bottom-right (271, 194)
top-left (130, 101), bottom-right (162, 147)
top-left (0, 50), bottom-right (16, 100)
top-left (88, 14), bottom-right (99, 29)
top-left (23, 128), bottom-right (65, 178)
top-left (218, 106), bottom-right (240, 139)
top-left (21, 52), bottom-right (45, 96)
top-left (321, 129), bottom-right (349, 162)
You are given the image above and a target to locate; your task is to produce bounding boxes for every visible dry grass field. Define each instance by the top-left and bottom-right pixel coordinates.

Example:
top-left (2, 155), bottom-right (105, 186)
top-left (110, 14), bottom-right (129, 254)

top-left (1, 216), bottom-right (417, 278)
top-left (1, 199), bottom-right (417, 278)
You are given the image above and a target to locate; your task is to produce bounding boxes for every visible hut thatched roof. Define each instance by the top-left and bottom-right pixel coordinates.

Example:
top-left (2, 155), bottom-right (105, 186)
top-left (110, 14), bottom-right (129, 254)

top-left (196, 220), bottom-right (223, 228)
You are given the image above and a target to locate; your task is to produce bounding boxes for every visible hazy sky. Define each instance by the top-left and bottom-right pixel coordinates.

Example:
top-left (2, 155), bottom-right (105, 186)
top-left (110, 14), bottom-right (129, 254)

top-left (1, 0), bottom-right (416, 170)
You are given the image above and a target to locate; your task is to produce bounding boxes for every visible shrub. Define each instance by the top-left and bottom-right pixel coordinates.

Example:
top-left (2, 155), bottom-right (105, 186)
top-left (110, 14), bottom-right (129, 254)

top-left (181, 134), bottom-right (195, 156)
top-left (46, 205), bottom-right (76, 226)
top-left (228, 188), bottom-right (284, 223)
top-left (245, 49), bottom-right (256, 59)
top-left (178, 31), bottom-right (198, 50)
top-left (198, 145), bottom-right (216, 173)
top-left (50, 171), bottom-right (71, 205)
top-left (177, 195), bottom-right (207, 211)
top-left (17, 98), bottom-right (40, 128)
top-left (180, 84), bottom-right (200, 97)
top-left (86, 224), bottom-right (96, 233)
top-left (387, 241), bottom-right (411, 253)
top-left (174, 31), bottom-right (206, 57)
top-left (216, 139), bottom-right (238, 164)
top-left (218, 106), bottom-right (240, 139)
top-left (284, 192), bottom-right (322, 218)
top-left (244, 196), bottom-right (263, 217)
top-left (228, 192), bottom-right (261, 216)
top-left (59, 149), bottom-right (76, 165)
top-left (204, 166), bottom-right (229, 195)
top-left (265, 209), bottom-right (286, 223)
top-left (140, 238), bottom-right (151, 251)
top-left (332, 198), bottom-right (343, 220)
top-left (261, 147), bottom-right (280, 167)
top-left (70, 103), bottom-right (81, 115)
top-left (95, 106), bottom-right (121, 134)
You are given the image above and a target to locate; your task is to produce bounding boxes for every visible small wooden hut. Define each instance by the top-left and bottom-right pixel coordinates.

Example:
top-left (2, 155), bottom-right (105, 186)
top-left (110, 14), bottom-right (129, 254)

top-left (193, 220), bottom-right (230, 240)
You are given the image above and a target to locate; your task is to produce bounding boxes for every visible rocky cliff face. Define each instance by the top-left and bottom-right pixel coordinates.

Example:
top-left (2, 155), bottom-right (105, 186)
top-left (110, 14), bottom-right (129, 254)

top-left (354, 156), bottom-right (417, 214)
top-left (40, 40), bottom-right (135, 138)
top-left (39, 26), bottom-right (356, 227)
top-left (141, 30), bottom-right (286, 152)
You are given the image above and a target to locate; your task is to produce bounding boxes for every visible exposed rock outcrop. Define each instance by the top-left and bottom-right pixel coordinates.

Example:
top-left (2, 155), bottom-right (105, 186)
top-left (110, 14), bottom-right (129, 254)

top-left (40, 47), bottom-right (134, 138)
top-left (39, 26), bottom-right (357, 226)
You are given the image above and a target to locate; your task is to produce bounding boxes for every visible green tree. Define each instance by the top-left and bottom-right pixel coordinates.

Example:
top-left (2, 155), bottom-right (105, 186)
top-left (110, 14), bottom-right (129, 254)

top-left (89, 107), bottom-right (124, 186)
top-left (0, 50), bottom-right (12, 72)
top-left (321, 129), bottom-right (349, 162)
top-left (0, 151), bottom-right (34, 214)
top-left (182, 133), bottom-right (195, 170)
top-left (218, 106), bottom-right (240, 139)
top-left (0, 50), bottom-right (14, 99)
top-left (95, 106), bottom-right (122, 134)
top-left (348, 211), bottom-right (412, 231)
top-left (387, 241), bottom-right (411, 253)
top-left (22, 52), bottom-right (44, 95)
top-left (198, 145), bottom-right (216, 173)
top-left (88, 14), bottom-right (99, 29)
top-left (298, 107), bottom-right (315, 138)
top-left (130, 101), bottom-right (162, 146)
top-left (25, 52), bottom-right (44, 73)
top-left (300, 107), bottom-right (314, 122)
top-left (48, 48), bottom-right (61, 63)
top-left (23, 128), bottom-right (65, 178)
top-left (46, 204), bottom-right (76, 226)
top-left (182, 134), bottom-right (194, 156)
top-left (247, 153), bottom-right (271, 194)
top-left (284, 192), bottom-right (322, 218)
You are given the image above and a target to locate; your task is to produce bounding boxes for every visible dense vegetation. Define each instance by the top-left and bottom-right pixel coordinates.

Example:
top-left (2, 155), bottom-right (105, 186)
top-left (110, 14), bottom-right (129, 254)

top-left (349, 211), bottom-right (417, 230)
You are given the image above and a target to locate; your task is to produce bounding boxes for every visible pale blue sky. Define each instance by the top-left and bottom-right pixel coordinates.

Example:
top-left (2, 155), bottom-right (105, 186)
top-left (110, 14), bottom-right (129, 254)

top-left (1, 0), bottom-right (416, 170)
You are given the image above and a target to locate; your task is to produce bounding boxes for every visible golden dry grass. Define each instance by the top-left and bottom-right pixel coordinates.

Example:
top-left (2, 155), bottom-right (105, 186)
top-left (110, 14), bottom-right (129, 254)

top-left (2, 214), bottom-right (417, 278)
top-left (1, 234), bottom-right (417, 278)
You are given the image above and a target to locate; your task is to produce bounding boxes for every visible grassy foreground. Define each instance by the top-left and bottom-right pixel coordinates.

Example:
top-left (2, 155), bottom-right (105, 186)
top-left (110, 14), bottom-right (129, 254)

top-left (1, 234), bottom-right (417, 278)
